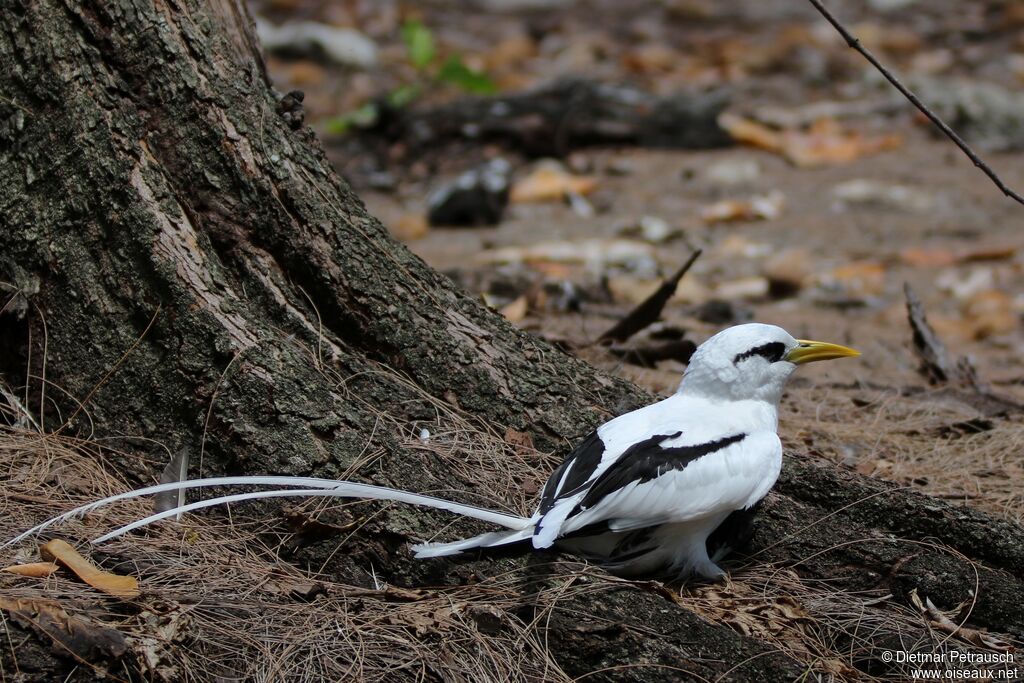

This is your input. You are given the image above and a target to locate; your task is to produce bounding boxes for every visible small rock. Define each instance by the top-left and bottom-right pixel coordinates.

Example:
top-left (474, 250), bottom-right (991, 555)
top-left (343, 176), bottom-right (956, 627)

top-left (256, 18), bottom-right (378, 68)
top-left (704, 158), bottom-right (761, 186)
top-left (763, 248), bottom-right (812, 298)
top-left (831, 179), bottom-right (934, 213)
top-left (566, 191), bottom-right (595, 218)
top-left (935, 267), bottom-right (996, 301)
top-left (693, 299), bottom-right (752, 324)
top-left (866, 0), bottom-right (919, 11)
top-left (701, 191), bottom-right (785, 224)
top-left (617, 215), bottom-right (681, 244)
top-left (605, 159), bottom-right (636, 176)
top-left (912, 76), bottom-right (1024, 152)
top-left (715, 277), bottom-right (770, 301)
top-left (427, 159), bottom-right (511, 227)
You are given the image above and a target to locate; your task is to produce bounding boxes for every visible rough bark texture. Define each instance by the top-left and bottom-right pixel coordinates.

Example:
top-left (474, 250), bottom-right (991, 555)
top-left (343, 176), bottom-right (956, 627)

top-left (1, 1), bottom-right (1021, 681)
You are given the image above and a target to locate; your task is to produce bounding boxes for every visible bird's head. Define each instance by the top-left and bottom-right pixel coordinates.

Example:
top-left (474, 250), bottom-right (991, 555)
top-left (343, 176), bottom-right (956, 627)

top-left (678, 323), bottom-right (859, 404)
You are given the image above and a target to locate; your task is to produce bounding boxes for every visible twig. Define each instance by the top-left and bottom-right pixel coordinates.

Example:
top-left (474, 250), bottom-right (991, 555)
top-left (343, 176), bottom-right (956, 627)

top-left (806, 0), bottom-right (1024, 207)
top-left (598, 249), bottom-right (702, 344)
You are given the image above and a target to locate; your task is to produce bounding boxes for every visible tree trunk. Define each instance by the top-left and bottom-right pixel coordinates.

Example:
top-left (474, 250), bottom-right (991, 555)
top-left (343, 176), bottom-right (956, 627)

top-left (1, 2), bottom-right (1020, 681)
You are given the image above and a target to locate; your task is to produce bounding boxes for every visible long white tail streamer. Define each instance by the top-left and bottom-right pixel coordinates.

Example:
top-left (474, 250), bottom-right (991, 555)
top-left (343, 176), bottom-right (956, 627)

top-left (5, 475), bottom-right (531, 548)
top-left (93, 488), bottom-right (355, 543)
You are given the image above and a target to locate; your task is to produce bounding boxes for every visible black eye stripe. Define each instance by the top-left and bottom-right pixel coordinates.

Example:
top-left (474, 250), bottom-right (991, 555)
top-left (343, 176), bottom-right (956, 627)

top-left (733, 341), bottom-right (786, 365)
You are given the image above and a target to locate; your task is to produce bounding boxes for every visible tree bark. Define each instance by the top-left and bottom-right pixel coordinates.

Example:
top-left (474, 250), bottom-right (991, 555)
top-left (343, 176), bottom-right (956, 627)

top-left (1, 1), bottom-right (1021, 681)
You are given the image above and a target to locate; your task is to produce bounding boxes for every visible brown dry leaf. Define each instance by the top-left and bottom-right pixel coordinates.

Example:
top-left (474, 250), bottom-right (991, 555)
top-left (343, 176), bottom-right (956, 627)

top-left (483, 35), bottom-right (537, 71)
top-left (701, 191), bottom-right (784, 224)
top-left (390, 214), bottom-right (429, 241)
top-left (40, 539), bottom-right (139, 599)
top-left (900, 245), bottom-right (1017, 268)
top-left (900, 248), bottom-right (958, 268)
top-left (504, 427), bottom-right (535, 455)
top-left (719, 113), bottom-right (902, 167)
top-left (962, 289), bottom-right (1016, 340)
top-left (855, 458), bottom-right (878, 476)
top-left (1, 561), bottom-right (60, 578)
top-left (607, 275), bottom-right (662, 306)
top-left (0, 596), bottom-right (128, 659)
top-left (510, 166), bottom-right (598, 203)
top-left (499, 295), bottom-right (529, 322)
top-left (822, 260), bottom-right (887, 297)
top-left (285, 60), bottom-right (327, 88)
top-left (622, 43), bottom-right (678, 74)
top-left (959, 245), bottom-right (1018, 263)
top-left (911, 590), bottom-right (1012, 652)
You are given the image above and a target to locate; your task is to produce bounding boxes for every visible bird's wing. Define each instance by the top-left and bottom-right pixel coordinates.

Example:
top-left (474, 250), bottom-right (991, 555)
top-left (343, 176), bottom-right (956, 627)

top-left (534, 425), bottom-right (781, 547)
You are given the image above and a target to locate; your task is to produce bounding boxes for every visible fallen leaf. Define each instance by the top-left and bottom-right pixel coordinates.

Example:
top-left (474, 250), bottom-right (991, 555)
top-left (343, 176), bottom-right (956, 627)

top-left (390, 214), bottom-right (429, 241)
top-left (962, 289), bottom-right (1016, 340)
top-left (607, 276), bottom-right (662, 305)
top-left (900, 248), bottom-right (957, 268)
top-left (701, 191), bottom-right (784, 224)
top-left (483, 35), bottom-right (537, 72)
top-left (910, 590), bottom-right (1012, 652)
top-left (720, 113), bottom-right (902, 167)
top-left (1, 561), bottom-right (60, 578)
top-left (500, 295), bottom-right (529, 322)
top-left (479, 239), bottom-right (656, 273)
top-left (510, 164), bottom-right (598, 203)
top-left (504, 428), bottom-right (535, 454)
top-left (819, 261), bottom-right (886, 297)
top-left (40, 539), bottom-right (139, 599)
top-left (285, 60), bottom-right (327, 88)
top-left (0, 596), bottom-right (128, 660)
top-left (622, 43), bottom-right (679, 74)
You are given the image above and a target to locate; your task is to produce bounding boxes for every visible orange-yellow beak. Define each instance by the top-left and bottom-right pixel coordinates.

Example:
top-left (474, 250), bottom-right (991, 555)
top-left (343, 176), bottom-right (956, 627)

top-left (785, 340), bottom-right (860, 365)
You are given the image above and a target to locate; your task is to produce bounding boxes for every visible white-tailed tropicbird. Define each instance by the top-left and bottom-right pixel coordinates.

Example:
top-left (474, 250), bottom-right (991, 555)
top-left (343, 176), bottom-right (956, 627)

top-left (5, 323), bottom-right (858, 580)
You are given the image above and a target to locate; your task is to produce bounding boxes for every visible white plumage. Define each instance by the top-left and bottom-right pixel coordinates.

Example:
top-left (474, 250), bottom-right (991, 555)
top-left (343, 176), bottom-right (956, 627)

top-left (5, 323), bottom-right (858, 581)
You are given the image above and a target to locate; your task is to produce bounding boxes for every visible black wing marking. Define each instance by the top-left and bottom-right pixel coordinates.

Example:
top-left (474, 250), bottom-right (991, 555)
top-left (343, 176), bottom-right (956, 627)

top-left (538, 431), bottom-right (605, 514)
top-left (571, 431), bottom-right (747, 515)
top-left (733, 342), bottom-right (786, 365)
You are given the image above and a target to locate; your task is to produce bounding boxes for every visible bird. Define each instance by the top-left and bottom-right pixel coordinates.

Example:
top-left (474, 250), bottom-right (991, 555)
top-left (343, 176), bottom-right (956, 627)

top-left (5, 323), bottom-right (858, 581)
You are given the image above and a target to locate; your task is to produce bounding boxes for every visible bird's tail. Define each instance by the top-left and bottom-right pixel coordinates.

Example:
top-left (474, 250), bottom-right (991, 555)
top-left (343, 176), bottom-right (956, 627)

top-left (412, 526), bottom-right (534, 558)
top-left (3, 476), bottom-right (532, 548)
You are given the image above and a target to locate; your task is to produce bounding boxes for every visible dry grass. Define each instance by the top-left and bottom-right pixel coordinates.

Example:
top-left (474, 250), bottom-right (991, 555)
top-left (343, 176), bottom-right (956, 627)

top-left (782, 383), bottom-right (1024, 524)
top-left (0, 425), bottom-right (569, 683)
top-left (2, 363), bottom-right (1021, 682)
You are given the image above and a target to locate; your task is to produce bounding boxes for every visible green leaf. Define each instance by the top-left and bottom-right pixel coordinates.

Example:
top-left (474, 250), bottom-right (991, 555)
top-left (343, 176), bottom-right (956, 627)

top-left (323, 103), bottom-right (379, 135)
top-left (437, 55), bottom-right (497, 95)
top-left (387, 84), bottom-right (421, 108)
top-left (400, 20), bottom-right (436, 70)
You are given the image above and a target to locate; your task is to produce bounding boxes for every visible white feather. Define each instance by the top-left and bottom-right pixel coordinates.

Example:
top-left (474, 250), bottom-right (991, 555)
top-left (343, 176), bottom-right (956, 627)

top-left (3, 475), bottom-right (529, 548)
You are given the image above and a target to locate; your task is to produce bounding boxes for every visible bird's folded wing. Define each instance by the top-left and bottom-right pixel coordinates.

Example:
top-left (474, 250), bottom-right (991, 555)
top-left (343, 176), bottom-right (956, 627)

top-left (536, 429), bottom-right (781, 545)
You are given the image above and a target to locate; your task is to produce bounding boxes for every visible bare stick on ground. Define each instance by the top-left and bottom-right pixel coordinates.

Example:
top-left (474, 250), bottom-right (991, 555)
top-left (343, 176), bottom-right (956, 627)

top-left (806, 0), bottom-right (1024, 207)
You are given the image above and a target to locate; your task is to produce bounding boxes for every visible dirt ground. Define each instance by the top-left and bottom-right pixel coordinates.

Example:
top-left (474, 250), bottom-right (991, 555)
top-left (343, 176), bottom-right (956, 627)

top-left (257, 0), bottom-right (1024, 523)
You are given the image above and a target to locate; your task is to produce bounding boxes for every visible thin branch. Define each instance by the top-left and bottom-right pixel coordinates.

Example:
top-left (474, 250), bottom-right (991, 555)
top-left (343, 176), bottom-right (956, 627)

top-left (806, 0), bottom-right (1024, 207)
